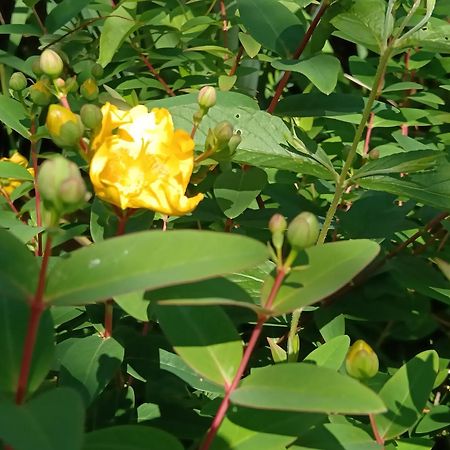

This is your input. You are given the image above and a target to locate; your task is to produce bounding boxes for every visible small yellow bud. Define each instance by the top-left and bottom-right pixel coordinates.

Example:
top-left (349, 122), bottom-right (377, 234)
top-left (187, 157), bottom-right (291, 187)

top-left (46, 104), bottom-right (84, 148)
top-left (65, 76), bottom-right (79, 93)
top-left (80, 104), bottom-right (103, 130)
top-left (80, 78), bottom-right (99, 101)
top-left (346, 340), bottom-right (379, 380)
top-left (29, 79), bottom-right (52, 106)
top-left (39, 49), bottom-right (64, 78)
top-left (368, 149), bottom-right (380, 160)
top-left (10, 72), bottom-right (27, 91)
top-left (287, 212), bottom-right (320, 250)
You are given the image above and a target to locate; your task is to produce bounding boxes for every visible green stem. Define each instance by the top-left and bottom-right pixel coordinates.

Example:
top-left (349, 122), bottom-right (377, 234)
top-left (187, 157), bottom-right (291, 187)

top-left (317, 46), bottom-right (394, 244)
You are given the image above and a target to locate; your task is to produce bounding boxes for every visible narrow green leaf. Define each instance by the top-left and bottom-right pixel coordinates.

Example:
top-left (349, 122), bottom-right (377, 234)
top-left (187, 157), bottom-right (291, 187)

top-left (415, 404), bottom-right (450, 434)
top-left (157, 305), bottom-right (242, 386)
top-left (0, 24), bottom-right (41, 35)
top-left (231, 363), bottom-right (386, 414)
top-left (0, 95), bottom-right (30, 138)
top-left (44, 230), bottom-right (268, 306)
top-left (0, 388), bottom-right (84, 450)
top-left (268, 240), bottom-right (380, 315)
top-left (83, 425), bottom-right (184, 450)
top-left (59, 335), bottom-right (124, 405)
top-left (238, 32), bottom-right (261, 58)
top-left (45, 0), bottom-right (93, 32)
top-left (98, 5), bottom-right (136, 67)
top-left (375, 350), bottom-right (439, 440)
top-left (0, 161), bottom-right (33, 181)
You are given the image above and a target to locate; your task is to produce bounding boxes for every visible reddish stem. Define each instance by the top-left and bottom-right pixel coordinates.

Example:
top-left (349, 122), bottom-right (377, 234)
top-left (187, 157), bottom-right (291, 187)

top-left (199, 267), bottom-right (287, 450)
top-left (191, 124), bottom-right (198, 139)
top-left (219, 0), bottom-right (228, 50)
top-left (229, 46), bottom-right (244, 77)
top-left (103, 300), bottom-right (114, 338)
top-left (363, 112), bottom-right (375, 155)
top-left (224, 218), bottom-right (233, 232)
top-left (30, 119), bottom-right (42, 256)
top-left (140, 54), bottom-right (175, 97)
top-left (369, 413), bottom-right (384, 446)
top-left (256, 194), bottom-right (265, 209)
top-left (266, 0), bottom-right (329, 114)
top-left (15, 235), bottom-right (52, 404)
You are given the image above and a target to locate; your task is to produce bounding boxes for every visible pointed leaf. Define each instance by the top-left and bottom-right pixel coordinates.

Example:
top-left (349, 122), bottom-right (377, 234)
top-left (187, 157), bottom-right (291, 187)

top-left (304, 335), bottom-right (350, 370)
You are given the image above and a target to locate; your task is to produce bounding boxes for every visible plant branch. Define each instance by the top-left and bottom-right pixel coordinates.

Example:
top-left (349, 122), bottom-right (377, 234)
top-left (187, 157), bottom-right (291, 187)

top-left (219, 0), bottom-right (228, 50)
top-left (369, 413), bottom-right (384, 446)
top-left (30, 118), bottom-right (42, 256)
top-left (199, 266), bottom-right (287, 450)
top-left (317, 46), bottom-right (394, 244)
top-left (15, 235), bottom-right (52, 404)
top-left (266, 0), bottom-right (329, 114)
top-left (229, 46), bottom-right (244, 77)
top-left (139, 53), bottom-right (175, 97)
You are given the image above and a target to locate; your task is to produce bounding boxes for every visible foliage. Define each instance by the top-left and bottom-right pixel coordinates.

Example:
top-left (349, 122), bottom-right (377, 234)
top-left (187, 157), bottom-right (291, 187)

top-left (0, 0), bottom-right (449, 450)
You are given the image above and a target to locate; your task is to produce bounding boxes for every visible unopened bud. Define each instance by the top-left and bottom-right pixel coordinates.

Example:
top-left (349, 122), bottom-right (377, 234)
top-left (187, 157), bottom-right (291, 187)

top-left (38, 155), bottom-right (89, 218)
top-left (29, 79), bottom-right (52, 106)
top-left (198, 86), bottom-right (216, 111)
top-left (80, 104), bottom-right (103, 130)
top-left (31, 56), bottom-right (43, 77)
top-left (227, 132), bottom-right (242, 155)
top-left (39, 49), bottom-right (64, 78)
top-left (65, 76), bottom-right (78, 94)
top-left (10, 72), bottom-right (27, 91)
top-left (368, 149), bottom-right (380, 160)
top-left (269, 214), bottom-right (287, 234)
top-left (345, 340), bottom-right (379, 380)
top-left (213, 121), bottom-right (233, 146)
top-left (80, 78), bottom-right (99, 101)
top-left (91, 63), bottom-right (104, 79)
top-left (54, 78), bottom-right (65, 90)
top-left (46, 104), bottom-right (84, 148)
top-left (287, 211), bottom-right (320, 250)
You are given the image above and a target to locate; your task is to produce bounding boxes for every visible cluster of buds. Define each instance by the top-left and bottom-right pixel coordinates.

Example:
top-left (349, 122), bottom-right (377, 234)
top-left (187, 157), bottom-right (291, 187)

top-left (345, 340), bottom-right (379, 380)
top-left (204, 121), bottom-right (242, 162)
top-left (38, 155), bottom-right (90, 224)
top-left (268, 211), bottom-right (320, 267)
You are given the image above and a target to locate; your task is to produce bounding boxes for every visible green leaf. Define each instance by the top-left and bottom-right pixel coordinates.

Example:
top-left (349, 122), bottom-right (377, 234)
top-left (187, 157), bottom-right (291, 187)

top-left (238, 32), bottom-right (261, 58)
top-left (0, 230), bottom-right (38, 302)
top-left (231, 363), bottom-right (386, 414)
top-left (0, 24), bottom-right (41, 35)
top-left (331, 0), bottom-right (387, 53)
top-left (415, 404), bottom-right (450, 434)
top-left (0, 95), bottom-right (30, 138)
top-left (44, 230), bottom-right (268, 306)
top-left (375, 350), bottom-right (439, 440)
top-left (357, 160), bottom-right (450, 210)
top-left (59, 335), bottom-right (124, 405)
top-left (0, 388), bottom-right (84, 450)
top-left (276, 93), bottom-right (365, 117)
top-left (237, 0), bottom-right (304, 57)
top-left (98, 5), bottom-right (136, 67)
top-left (272, 55), bottom-right (341, 95)
top-left (214, 167), bottom-right (267, 219)
top-left (268, 240), bottom-right (380, 315)
top-left (0, 161), bottom-right (33, 181)
top-left (156, 306), bottom-right (242, 386)
top-left (0, 298), bottom-right (54, 399)
top-left (211, 417), bottom-right (296, 450)
top-left (45, 0), bottom-right (93, 32)
top-left (304, 335), bottom-right (350, 370)
top-left (218, 75), bottom-right (237, 92)
top-left (291, 423), bottom-right (382, 450)
top-left (352, 150), bottom-right (442, 179)
top-left (83, 425), bottom-right (184, 450)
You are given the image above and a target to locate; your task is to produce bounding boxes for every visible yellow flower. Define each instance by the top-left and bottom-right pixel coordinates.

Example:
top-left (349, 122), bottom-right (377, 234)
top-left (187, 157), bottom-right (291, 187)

top-left (0, 152), bottom-right (34, 196)
top-left (89, 103), bottom-right (203, 215)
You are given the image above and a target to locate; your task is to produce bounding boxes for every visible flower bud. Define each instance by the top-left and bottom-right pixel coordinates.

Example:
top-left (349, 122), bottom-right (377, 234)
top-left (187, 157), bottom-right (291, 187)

top-left (227, 132), bottom-right (242, 155)
top-left (10, 72), bottom-right (27, 91)
top-left (65, 76), bottom-right (79, 94)
top-left (54, 77), bottom-right (65, 90)
top-left (80, 78), bottom-right (99, 101)
top-left (213, 121), bottom-right (233, 146)
top-left (269, 213), bottom-right (287, 234)
top-left (30, 56), bottom-right (43, 77)
top-left (39, 49), bottom-right (64, 78)
top-left (80, 104), bottom-right (103, 130)
top-left (198, 86), bottom-right (216, 111)
top-left (368, 149), bottom-right (380, 160)
top-left (38, 155), bottom-right (89, 217)
top-left (91, 63), bottom-right (104, 79)
top-left (29, 79), bottom-right (52, 106)
top-left (287, 211), bottom-right (320, 250)
top-left (345, 340), bottom-right (379, 380)
top-left (46, 104), bottom-right (84, 148)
